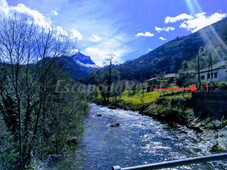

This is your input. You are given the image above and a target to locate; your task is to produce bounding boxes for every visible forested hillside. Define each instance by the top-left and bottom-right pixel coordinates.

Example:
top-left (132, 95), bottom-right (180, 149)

top-left (115, 18), bottom-right (227, 81)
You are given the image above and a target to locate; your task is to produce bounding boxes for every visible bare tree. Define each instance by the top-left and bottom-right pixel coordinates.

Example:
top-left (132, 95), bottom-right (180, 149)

top-left (92, 54), bottom-right (120, 104)
top-left (0, 13), bottom-right (73, 168)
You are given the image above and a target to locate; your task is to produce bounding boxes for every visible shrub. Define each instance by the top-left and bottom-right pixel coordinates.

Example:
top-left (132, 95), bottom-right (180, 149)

top-left (209, 82), bottom-right (227, 90)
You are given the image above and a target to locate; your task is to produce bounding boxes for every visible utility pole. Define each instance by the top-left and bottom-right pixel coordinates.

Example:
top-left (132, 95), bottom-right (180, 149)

top-left (197, 54), bottom-right (201, 90)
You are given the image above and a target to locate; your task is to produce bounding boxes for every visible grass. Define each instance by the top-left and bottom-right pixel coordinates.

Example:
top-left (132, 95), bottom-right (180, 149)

top-left (97, 87), bottom-right (197, 128)
top-left (114, 89), bottom-right (191, 105)
top-left (119, 90), bottom-right (160, 105)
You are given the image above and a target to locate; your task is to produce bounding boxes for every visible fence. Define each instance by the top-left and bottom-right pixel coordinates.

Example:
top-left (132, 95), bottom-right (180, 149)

top-left (112, 153), bottom-right (227, 170)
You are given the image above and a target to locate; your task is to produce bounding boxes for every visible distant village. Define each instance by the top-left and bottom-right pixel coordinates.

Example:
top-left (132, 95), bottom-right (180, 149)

top-left (147, 61), bottom-right (227, 90)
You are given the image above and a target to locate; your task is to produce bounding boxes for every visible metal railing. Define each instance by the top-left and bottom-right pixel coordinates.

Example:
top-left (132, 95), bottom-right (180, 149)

top-left (112, 153), bottom-right (227, 170)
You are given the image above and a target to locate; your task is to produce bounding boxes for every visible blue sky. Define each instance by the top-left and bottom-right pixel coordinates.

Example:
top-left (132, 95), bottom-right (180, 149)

top-left (1, 0), bottom-right (227, 65)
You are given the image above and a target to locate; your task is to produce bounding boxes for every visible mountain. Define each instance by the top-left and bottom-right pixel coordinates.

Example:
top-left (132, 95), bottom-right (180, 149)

top-left (38, 53), bottom-right (98, 80)
top-left (59, 53), bottom-right (98, 79)
top-left (115, 18), bottom-right (227, 81)
top-left (72, 52), bottom-right (96, 65)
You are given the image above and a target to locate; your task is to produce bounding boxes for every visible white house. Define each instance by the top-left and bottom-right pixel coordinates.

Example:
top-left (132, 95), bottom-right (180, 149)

top-left (197, 61), bottom-right (227, 82)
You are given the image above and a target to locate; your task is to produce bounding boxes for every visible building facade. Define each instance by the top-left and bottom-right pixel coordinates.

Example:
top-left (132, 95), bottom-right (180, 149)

top-left (198, 61), bottom-right (227, 82)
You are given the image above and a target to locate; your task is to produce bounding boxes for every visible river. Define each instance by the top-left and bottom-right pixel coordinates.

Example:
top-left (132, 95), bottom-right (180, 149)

top-left (42, 103), bottom-right (226, 170)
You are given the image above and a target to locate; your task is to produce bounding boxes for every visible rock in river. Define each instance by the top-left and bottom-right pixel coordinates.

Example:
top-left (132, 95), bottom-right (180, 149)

top-left (110, 123), bottom-right (120, 127)
top-left (67, 136), bottom-right (78, 145)
top-left (96, 113), bottom-right (103, 117)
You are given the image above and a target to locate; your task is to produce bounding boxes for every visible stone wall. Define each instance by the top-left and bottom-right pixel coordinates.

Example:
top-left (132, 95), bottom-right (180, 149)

top-left (192, 91), bottom-right (227, 119)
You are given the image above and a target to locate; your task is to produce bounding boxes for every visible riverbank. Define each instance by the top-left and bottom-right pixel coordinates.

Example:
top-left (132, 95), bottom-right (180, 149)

top-left (98, 90), bottom-right (227, 129)
top-left (95, 90), bottom-right (227, 152)
top-left (42, 104), bottom-right (227, 169)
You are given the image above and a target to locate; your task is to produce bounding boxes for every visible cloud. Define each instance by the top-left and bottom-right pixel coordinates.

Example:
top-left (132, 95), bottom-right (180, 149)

top-left (165, 13), bottom-right (193, 23)
top-left (0, 0), bottom-right (79, 50)
top-left (89, 34), bottom-right (101, 42)
top-left (51, 10), bottom-right (58, 16)
top-left (0, 1), bottom-right (52, 28)
top-left (135, 32), bottom-right (154, 37)
top-left (180, 12), bottom-right (226, 32)
top-left (159, 37), bottom-right (167, 41)
top-left (155, 26), bottom-right (175, 33)
top-left (147, 48), bottom-right (153, 51)
top-left (0, 0), bottom-right (8, 13)
top-left (0, 0), bottom-right (7, 6)
top-left (56, 26), bottom-right (68, 36)
top-left (84, 47), bottom-right (128, 66)
top-left (70, 29), bottom-right (83, 41)
top-left (164, 12), bottom-right (226, 33)
top-left (70, 48), bottom-right (79, 54)
top-left (83, 35), bottom-right (132, 66)
top-left (84, 47), bottom-right (107, 65)
top-left (11, 4), bottom-right (51, 27)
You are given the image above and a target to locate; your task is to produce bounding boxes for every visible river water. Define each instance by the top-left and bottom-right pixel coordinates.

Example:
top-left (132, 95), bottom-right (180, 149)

top-left (42, 103), bottom-right (226, 170)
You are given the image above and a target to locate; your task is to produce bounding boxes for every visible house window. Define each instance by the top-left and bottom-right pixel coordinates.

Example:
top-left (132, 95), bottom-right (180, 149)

top-left (201, 75), bottom-right (205, 80)
top-left (214, 72), bottom-right (217, 78)
top-left (207, 74), bottom-right (210, 79)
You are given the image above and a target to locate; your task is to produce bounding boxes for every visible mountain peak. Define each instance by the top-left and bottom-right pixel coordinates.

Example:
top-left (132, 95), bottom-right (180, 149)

top-left (71, 52), bottom-right (96, 65)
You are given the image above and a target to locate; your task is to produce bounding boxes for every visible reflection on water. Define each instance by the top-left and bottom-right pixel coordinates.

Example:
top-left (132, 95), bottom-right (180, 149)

top-left (42, 103), bottom-right (226, 170)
